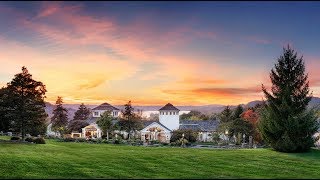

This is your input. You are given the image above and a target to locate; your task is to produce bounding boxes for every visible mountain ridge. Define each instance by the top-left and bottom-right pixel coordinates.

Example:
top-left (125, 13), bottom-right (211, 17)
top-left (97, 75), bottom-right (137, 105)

top-left (44, 97), bottom-right (320, 119)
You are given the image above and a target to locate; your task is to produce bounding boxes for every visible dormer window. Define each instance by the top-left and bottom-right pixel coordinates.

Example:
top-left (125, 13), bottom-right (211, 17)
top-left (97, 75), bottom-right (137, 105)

top-left (94, 112), bottom-right (99, 116)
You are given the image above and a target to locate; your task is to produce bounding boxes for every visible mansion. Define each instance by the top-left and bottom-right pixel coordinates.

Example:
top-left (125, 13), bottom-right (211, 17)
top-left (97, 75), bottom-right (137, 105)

top-left (48, 102), bottom-right (219, 143)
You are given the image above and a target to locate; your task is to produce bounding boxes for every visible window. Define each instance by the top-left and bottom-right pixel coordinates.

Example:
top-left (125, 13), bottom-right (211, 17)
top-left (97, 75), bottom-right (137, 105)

top-left (170, 112), bottom-right (172, 115)
top-left (166, 112), bottom-right (168, 115)
top-left (94, 112), bottom-right (99, 116)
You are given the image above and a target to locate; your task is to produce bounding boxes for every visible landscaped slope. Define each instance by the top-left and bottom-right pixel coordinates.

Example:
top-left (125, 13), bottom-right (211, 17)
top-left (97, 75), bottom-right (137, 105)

top-left (0, 139), bottom-right (320, 179)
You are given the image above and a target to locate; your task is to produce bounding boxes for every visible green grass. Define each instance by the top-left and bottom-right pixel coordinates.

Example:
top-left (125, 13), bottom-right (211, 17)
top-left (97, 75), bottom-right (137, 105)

top-left (0, 136), bottom-right (320, 179)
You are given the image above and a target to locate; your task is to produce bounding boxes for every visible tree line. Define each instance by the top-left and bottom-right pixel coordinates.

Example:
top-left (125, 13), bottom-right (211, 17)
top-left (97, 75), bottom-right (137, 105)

top-left (0, 46), bottom-right (319, 152)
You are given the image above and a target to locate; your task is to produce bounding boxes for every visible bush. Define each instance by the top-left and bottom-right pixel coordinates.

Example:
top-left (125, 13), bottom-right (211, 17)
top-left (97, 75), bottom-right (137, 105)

top-left (25, 137), bottom-right (34, 142)
top-left (63, 137), bottom-right (76, 142)
top-left (10, 136), bottom-right (20, 141)
top-left (170, 129), bottom-right (197, 143)
top-left (161, 142), bottom-right (169, 146)
top-left (75, 138), bottom-right (86, 143)
top-left (150, 140), bottom-right (160, 145)
top-left (174, 138), bottom-right (189, 147)
top-left (102, 139), bottom-right (111, 144)
top-left (114, 139), bottom-right (121, 144)
top-left (33, 137), bottom-right (46, 144)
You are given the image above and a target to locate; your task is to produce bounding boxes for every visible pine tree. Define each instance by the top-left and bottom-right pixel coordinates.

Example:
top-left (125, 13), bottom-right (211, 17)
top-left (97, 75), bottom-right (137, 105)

top-left (5, 66), bottom-right (47, 140)
top-left (0, 87), bottom-right (11, 132)
top-left (119, 101), bottom-right (142, 140)
top-left (96, 111), bottom-right (113, 140)
top-left (73, 103), bottom-right (90, 121)
top-left (259, 46), bottom-right (319, 152)
top-left (218, 106), bottom-right (233, 134)
top-left (51, 96), bottom-right (68, 137)
top-left (67, 103), bottom-right (90, 133)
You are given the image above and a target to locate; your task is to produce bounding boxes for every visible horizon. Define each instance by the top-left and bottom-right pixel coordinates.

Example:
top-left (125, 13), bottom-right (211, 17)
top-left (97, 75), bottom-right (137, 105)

top-left (1, 2), bottom-right (320, 106)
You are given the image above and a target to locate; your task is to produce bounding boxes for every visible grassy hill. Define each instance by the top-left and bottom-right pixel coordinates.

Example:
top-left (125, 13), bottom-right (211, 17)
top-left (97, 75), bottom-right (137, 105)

top-left (0, 137), bottom-right (320, 179)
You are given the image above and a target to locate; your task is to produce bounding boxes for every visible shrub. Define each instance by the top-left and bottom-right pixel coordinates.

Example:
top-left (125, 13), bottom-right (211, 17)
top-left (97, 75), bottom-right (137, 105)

top-left (75, 138), bottom-right (86, 143)
top-left (102, 139), bottom-right (111, 144)
top-left (170, 129), bottom-right (197, 143)
top-left (150, 140), bottom-right (160, 145)
top-left (25, 137), bottom-right (34, 142)
top-left (33, 137), bottom-right (46, 144)
top-left (63, 137), bottom-right (76, 142)
top-left (161, 142), bottom-right (169, 146)
top-left (175, 138), bottom-right (189, 147)
top-left (10, 136), bottom-right (20, 141)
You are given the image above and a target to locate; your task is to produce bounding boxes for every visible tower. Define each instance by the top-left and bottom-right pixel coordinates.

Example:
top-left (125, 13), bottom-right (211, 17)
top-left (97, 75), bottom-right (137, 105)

top-left (159, 103), bottom-right (180, 131)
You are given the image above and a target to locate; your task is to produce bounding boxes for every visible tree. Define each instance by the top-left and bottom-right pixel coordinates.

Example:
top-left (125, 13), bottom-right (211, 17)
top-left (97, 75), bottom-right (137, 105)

top-left (96, 111), bottom-right (113, 140)
top-left (5, 66), bottom-right (47, 140)
top-left (148, 113), bottom-right (159, 121)
top-left (73, 103), bottom-right (90, 121)
top-left (241, 109), bottom-right (262, 144)
top-left (170, 129), bottom-right (198, 143)
top-left (259, 46), bottom-right (319, 152)
top-left (180, 110), bottom-right (209, 120)
top-left (68, 103), bottom-right (90, 133)
top-left (0, 87), bottom-right (11, 132)
top-left (217, 106), bottom-right (233, 134)
top-left (119, 101), bottom-right (143, 140)
top-left (51, 97), bottom-right (68, 137)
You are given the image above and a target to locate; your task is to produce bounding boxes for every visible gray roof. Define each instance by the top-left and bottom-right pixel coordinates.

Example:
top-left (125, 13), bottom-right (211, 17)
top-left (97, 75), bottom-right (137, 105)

top-left (159, 103), bottom-right (180, 111)
top-left (142, 121), bottom-right (172, 132)
top-left (179, 124), bottom-right (202, 131)
top-left (179, 120), bottom-right (219, 132)
top-left (92, 103), bottom-right (119, 111)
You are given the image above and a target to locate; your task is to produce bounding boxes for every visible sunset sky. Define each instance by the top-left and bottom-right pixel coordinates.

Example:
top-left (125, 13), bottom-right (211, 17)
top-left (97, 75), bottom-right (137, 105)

top-left (1, 2), bottom-right (320, 106)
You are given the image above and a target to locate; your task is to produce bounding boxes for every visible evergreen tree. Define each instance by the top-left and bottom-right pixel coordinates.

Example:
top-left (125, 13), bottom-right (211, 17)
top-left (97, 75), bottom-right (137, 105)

top-left (219, 106), bottom-right (233, 123)
top-left (119, 101), bottom-right (143, 140)
top-left (51, 96), bottom-right (68, 137)
top-left (232, 105), bottom-right (244, 119)
top-left (0, 87), bottom-right (11, 132)
top-left (68, 103), bottom-right (90, 133)
top-left (73, 103), bottom-right (90, 121)
top-left (259, 46), bottom-right (319, 152)
top-left (96, 111), bottom-right (113, 140)
top-left (217, 106), bottom-right (233, 134)
top-left (5, 67), bottom-right (47, 140)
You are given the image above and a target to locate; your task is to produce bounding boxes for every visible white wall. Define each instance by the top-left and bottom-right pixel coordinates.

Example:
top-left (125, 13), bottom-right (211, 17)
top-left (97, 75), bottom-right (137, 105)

top-left (92, 110), bottom-right (119, 117)
top-left (159, 110), bottom-right (180, 131)
top-left (141, 110), bottom-right (190, 118)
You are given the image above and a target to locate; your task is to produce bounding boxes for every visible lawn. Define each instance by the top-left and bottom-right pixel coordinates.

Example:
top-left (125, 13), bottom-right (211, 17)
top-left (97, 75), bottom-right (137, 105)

top-left (0, 136), bottom-right (320, 179)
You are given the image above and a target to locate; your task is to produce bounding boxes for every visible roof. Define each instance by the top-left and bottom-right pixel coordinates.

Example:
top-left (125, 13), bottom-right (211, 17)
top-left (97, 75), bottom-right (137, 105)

top-left (179, 120), bottom-right (219, 132)
top-left (92, 102), bottom-right (119, 111)
top-left (141, 121), bottom-right (172, 132)
top-left (159, 103), bottom-right (180, 111)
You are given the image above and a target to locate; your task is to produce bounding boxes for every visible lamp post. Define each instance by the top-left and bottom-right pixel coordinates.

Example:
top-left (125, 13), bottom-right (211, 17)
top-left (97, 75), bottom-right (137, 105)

top-left (225, 129), bottom-right (229, 145)
top-left (181, 133), bottom-right (185, 148)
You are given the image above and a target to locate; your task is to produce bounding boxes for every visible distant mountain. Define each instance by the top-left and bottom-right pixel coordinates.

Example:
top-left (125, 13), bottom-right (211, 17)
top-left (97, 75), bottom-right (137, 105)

top-left (44, 97), bottom-right (320, 120)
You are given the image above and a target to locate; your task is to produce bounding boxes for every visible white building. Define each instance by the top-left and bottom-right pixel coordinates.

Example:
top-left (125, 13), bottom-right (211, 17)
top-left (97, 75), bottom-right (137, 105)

top-left (48, 102), bottom-right (219, 143)
top-left (91, 102), bottom-right (120, 118)
top-left (77, 102), bottom-right (120, 139)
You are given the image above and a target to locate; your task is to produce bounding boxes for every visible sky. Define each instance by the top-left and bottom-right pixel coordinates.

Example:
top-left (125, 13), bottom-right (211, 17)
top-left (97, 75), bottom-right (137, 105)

top-left (0, 1), bottom-right (320, 106)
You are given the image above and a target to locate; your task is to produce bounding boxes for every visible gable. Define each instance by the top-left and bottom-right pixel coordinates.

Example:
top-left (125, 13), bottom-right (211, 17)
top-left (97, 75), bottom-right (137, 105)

top-left (141, 122), bottom-right (172, 133)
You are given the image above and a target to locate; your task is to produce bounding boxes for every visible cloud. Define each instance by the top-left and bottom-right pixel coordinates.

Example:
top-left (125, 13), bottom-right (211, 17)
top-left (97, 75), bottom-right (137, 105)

top-left (247, 36), bottom-right (271, 45)
top-left (178, 77), bottom-right (227, 85)
top-left (163, 87), bottom-right (261, 97)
